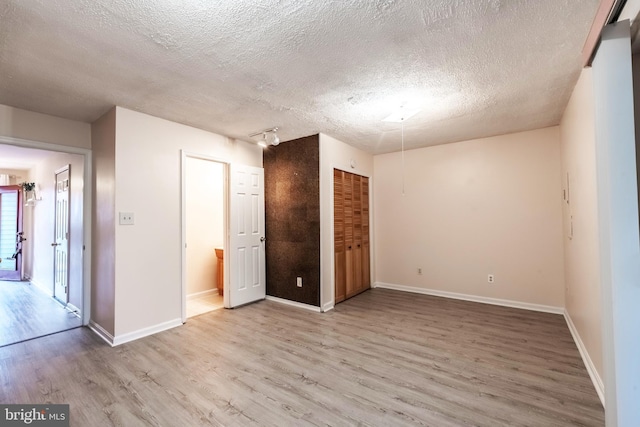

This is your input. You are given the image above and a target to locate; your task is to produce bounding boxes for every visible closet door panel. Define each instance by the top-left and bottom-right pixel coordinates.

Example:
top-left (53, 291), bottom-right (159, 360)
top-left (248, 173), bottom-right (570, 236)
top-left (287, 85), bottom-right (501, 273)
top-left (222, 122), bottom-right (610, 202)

top-left (361, 177), bottom-right (370, 290)
top-left (351, 174), bottom-right (363, 296)
top-left (334, 169), bottom-right (346, 302)
top-left (334, 170), bottom-right (370, 303)
top-left (344, 172), bottom-right (354, 296)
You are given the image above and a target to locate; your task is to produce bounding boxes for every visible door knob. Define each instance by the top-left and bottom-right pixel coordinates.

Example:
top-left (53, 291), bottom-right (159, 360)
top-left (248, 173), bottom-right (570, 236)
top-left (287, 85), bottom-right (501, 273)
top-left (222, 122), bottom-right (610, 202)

top-left (260, 236), bottom-right (266, 242)
top-left (51, 243), bottom-right (59, 247)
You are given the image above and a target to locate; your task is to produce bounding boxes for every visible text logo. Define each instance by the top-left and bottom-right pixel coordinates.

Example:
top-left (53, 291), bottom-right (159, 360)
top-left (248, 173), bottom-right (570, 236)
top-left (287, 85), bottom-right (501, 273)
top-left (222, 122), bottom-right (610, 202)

top-left (0, 405), bottom-right (69, 427)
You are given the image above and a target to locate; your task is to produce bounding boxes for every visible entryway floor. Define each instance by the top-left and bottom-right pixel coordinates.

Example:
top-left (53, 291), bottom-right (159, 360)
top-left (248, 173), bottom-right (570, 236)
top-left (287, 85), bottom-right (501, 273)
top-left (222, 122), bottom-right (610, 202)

top-left (0, 280), bottom-right (82, 347)
top-left (187, 293), bottom-right (224, 318)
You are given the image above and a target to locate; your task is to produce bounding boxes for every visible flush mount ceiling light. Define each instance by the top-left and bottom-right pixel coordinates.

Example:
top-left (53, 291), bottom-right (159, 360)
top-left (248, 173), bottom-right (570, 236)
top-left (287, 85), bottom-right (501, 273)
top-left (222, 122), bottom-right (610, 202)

top-left (382, 106), bottom-right (422, 123)
top-left (249, 127), bottom-right (280, 148)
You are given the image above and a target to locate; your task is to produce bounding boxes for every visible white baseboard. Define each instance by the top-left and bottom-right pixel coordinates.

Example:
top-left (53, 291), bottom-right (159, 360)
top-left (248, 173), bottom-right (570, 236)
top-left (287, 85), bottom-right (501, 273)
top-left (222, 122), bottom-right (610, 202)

top-left (373, 282), bottom-right (564, 315)
top-left (66, 302), bottom-right (81, 318)
top-left (89, 318), bottom-right (183, 347)
top-left (187, 288), bottom-right (219, 300)
top-left (322, 301), bottom-right (334, 313)
top-left (29, 278), bottom-right (52, 296)
top-left (112, 318), bottom-right (183, 346)
top-left (564, 310), bottom-right (605, 407)
top-left (265, 296), bottom-right (322, 312)
top-left (88, 320), bottom-right (115, 346)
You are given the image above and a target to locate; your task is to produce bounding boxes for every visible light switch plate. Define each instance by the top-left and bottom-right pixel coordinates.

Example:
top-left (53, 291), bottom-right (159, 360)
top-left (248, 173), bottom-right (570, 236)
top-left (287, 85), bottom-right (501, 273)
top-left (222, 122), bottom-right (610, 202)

top-left (119, 212), bottom-right (134, 225)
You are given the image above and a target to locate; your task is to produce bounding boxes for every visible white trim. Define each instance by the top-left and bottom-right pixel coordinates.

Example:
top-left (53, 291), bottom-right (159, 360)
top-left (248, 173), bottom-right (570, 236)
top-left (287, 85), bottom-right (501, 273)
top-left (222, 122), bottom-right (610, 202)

top-left (187, 288), bottom-right (219, 300)
top-left (88, 320), bottom-right (114, 346)
top-left (66, 302), bottom-right (81, 318)
top-left (265, 296), bottom-right (322, 312)
top-left (564, 309), bottom-right (605, 407)
top-left (0, 135), bottom-right (92, 327)
top-left (373, 282), bottom-right (564, 314)
top-left (112, 318), bottom-right (183, 347)
top-left (322, 301), bottom-right (334, 312)
top-left (29, 278), bottom-right (52, 296)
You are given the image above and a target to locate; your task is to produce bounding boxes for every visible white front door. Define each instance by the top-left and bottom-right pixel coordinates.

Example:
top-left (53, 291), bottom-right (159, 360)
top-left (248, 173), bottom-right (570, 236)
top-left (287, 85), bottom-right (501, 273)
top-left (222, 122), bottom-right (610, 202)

top-left (53, 166), bottom-right (70, 304)
top-left (228, 164), bottom-right (265, 308)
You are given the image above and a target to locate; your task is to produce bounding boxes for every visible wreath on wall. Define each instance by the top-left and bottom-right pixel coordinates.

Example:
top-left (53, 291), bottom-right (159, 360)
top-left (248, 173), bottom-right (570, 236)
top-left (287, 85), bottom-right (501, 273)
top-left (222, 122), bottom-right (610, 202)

top-left (21, 182), bottom-right (35, 192)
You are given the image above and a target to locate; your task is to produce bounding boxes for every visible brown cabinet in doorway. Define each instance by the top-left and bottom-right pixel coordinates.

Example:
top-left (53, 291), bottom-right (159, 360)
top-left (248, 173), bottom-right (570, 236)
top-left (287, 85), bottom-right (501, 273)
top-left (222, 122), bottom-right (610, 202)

top-left (334, 169), bottom-right (370, 303)
top-left (215, 248), bottom-right (224, 296)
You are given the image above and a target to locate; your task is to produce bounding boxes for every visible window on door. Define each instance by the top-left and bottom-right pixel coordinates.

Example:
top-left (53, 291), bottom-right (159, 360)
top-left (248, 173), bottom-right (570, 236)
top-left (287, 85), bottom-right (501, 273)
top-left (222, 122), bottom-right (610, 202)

top-left (0, 188), bottom-right (19, 273)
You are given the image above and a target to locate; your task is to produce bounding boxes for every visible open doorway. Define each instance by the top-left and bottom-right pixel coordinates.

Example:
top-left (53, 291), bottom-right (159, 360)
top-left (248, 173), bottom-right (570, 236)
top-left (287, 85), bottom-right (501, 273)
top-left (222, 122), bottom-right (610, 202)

top-left (0, 144), bottom-right (85, 347)
top-left (182, 154), bottom-right (226, 319)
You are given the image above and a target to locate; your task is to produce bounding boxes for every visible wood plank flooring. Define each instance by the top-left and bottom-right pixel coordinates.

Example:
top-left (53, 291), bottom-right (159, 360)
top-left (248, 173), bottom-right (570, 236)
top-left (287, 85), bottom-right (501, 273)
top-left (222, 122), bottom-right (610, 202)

top-left (0, 289), bottom-right (604, 426)
top-left (0, 280), bottom-right (81, 347)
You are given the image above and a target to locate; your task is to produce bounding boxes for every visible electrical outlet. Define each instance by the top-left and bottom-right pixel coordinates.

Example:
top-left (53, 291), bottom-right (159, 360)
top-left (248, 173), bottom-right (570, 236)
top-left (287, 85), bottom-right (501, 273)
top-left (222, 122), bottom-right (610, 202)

top-left (488, 274), bottom-right (494, 283)
top-left (417, 268), bottom-right (423, 275)
top-left (119, 212), bottom-right (134, 225)
top-left (296, 277), bottom-right (302, 287)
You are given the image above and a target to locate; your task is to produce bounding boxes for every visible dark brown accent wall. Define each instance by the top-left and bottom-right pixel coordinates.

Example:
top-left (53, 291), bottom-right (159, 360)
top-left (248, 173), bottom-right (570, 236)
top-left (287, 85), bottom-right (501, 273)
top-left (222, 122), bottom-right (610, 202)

top-left (263, 134), bottom-right (320, 306)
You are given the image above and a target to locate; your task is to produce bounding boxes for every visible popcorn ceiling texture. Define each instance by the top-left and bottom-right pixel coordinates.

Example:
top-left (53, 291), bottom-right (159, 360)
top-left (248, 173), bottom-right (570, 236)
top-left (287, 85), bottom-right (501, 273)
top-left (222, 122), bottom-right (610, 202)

top-left (0, 0), bottom-right (599, 154)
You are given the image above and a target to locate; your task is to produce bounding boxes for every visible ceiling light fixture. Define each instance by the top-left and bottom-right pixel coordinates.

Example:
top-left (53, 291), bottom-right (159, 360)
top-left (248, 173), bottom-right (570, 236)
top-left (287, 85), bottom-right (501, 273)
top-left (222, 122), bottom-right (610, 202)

top-left (383, 106), bottom-right (421, 123)
top-left (249, 127), bottom-right (280, 148)
top-left (383, 106), bottom-right (421, 196)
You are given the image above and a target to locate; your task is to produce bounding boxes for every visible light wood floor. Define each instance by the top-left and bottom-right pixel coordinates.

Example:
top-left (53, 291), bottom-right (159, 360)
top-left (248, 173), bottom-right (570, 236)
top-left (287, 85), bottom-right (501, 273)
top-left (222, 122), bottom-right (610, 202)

top-left (0, 280), bottom-right (82, 348)
top-left (0, 289), bottom-right (603, 426)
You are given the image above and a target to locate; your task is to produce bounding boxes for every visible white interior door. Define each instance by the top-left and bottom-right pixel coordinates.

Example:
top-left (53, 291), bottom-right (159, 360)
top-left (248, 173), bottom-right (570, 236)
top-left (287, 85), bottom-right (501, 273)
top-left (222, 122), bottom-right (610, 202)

top-left (228, 164), bottom-right (265, 308)
top-left (53, 166), bottom-right (70, 303)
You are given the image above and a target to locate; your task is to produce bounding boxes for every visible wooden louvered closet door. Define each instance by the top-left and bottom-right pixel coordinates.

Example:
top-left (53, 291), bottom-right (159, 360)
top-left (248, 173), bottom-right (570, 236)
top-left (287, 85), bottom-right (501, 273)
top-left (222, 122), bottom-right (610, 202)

top-left (334, 169), bottom-right (346, 303)
top-left (334, 169), bottom-right (370, 303)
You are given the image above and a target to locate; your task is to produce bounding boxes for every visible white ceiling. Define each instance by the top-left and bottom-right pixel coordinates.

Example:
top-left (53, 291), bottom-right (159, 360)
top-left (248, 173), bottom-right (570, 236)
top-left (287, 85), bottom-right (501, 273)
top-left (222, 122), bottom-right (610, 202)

top-left (0, 0), bottom-right (599, 154)
top-left (0, 143), bottom-right (58, 170)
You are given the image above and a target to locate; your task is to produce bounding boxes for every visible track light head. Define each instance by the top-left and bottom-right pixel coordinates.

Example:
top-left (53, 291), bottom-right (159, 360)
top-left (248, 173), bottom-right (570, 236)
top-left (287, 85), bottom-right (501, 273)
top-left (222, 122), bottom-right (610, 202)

top-left (249, 127), bottom-right (280, 148)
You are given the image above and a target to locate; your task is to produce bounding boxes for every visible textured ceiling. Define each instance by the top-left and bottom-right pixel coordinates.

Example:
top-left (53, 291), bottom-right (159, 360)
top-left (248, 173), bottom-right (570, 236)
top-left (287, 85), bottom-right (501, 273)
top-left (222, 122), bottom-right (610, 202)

top-left (0, 0), bottom-right (599, 154)
top-left (0, 143), bottom-right (61, 170)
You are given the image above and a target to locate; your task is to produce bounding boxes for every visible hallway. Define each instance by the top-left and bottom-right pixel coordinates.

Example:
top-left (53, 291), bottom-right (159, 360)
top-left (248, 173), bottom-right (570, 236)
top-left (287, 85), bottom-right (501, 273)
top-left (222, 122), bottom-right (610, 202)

top-left (0, 280), bottom-right (81, 347)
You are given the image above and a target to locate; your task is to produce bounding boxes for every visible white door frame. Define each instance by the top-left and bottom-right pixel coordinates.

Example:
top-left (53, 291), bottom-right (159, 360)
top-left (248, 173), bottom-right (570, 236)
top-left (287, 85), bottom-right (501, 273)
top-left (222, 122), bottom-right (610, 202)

top-left (180, 151), bottom-right (229, 323)
top-left (0, 136), bottom-right (92, 326)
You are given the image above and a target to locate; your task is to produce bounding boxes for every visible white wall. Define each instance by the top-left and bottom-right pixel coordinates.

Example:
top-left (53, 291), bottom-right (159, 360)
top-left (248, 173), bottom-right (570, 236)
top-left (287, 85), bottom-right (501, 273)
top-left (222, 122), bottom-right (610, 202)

top-left (113, 107), bottom-right (261, 337)
top-left (0, 104), bottom-right (91, 149)
top-left (559, 68), bottom-right (603, 399)
top-left (186, 157), bottom-right (224, 295)
top-left (374, 127), bottom-right (565, 309)
top-left (319, 133), bottom-right (374, 311)
top-left (91, 108), bottom-right (116, 335)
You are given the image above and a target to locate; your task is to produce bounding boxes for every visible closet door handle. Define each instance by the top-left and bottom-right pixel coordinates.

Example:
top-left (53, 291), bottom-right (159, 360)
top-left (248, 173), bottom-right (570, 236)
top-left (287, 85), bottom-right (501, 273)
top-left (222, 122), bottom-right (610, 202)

top-left (347, 245), bottom-right (352, 250)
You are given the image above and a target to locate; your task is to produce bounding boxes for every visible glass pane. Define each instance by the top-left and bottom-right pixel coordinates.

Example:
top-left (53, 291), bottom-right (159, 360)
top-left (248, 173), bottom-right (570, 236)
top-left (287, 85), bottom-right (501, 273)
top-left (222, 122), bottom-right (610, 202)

top-left (0, 191), bottom-right (18, 271)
